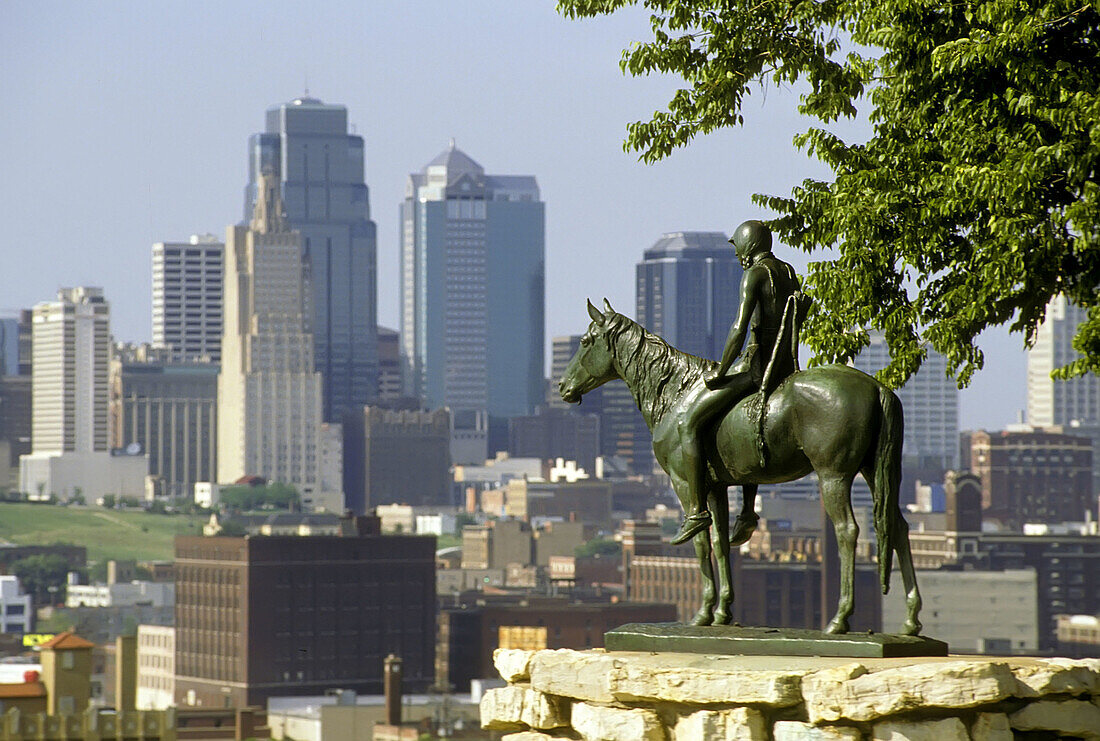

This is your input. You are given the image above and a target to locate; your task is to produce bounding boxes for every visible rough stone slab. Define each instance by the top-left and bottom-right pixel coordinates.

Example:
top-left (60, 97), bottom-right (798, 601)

top-left (529, 648), bottom-right (812, 706)
top-left (606, 622), bottom-right (948, 658)
top-left (502, 733), bottom-right (576, 741)
top-left (803, 660), bottom-right (1016, 723)
top-left (1011, 657), bottom-right (1100, 697)
top-left (611, 657), bottom-right (807, 706)
top-left (673, 708), bottom-right (766, 741)
top-left (529, 650), bottom-right (620, 703)
top-left (970, 712), bottom-right (1012, 741)
top-left (1009, 698), bottom-right (1100, 739)
top-left (873, 717), bottom-right (969, 741)
top-left (773, 720), bottom-right (863, 740)
top-left (571, 703), bottom-right (663, 741)
top-left (495, 648), bottom-right (538, 682)
top-left (480, 686), bottom-right (570, 731)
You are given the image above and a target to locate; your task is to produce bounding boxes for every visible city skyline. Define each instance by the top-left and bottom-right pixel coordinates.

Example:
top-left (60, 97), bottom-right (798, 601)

top-left (2, 3), bottom-right (1042, 431)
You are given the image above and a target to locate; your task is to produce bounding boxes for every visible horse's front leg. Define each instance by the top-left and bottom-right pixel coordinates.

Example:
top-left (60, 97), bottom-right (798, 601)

top-left (690, 526), bottom-right (717, 626)
top-left (708, 484), bottom-right (732, 625)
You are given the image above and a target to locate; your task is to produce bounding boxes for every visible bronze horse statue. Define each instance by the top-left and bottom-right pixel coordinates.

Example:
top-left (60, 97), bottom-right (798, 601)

top-left (559, 300), bottom-right (923, 635)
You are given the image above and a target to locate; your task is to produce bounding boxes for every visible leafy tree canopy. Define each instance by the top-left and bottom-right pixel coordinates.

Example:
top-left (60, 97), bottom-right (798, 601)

top-left (219, 483), bottom-right (299, 512)
top-left (559, 0), bottom-right (1100, 386)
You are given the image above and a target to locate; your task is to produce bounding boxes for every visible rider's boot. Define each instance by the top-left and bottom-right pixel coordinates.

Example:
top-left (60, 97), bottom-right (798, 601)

top-left (728, 511), bottom-right (759, 546)
top-left (671, 510), bottom-right (711, 545)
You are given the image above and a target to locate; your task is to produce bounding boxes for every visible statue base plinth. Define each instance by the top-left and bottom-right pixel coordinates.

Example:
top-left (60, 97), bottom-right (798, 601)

top-left (604, 622), bottom-right (948, 658)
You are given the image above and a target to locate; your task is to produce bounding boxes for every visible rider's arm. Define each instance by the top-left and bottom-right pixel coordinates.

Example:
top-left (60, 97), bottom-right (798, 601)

top-left (714, 267), bottom-right (763, 377)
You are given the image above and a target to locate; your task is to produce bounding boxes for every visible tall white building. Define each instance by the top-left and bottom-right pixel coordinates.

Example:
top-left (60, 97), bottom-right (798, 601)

top-left (1028, 296), bottom-right (1099, 426)
top-left (19, 288), bottom-right (146, 499)
top-left (152, 235), bottom-right (224, 362)
top-left (217, 171), bottom-right (324, 500)
top-left (400, 142), bottom-right (545, 453)
top-left (852, 332), bottom-right (959, 472)
top-left (30, 287), bottom-right (110, 454)
top-left (1028, 295), bottom-right (1100, 495)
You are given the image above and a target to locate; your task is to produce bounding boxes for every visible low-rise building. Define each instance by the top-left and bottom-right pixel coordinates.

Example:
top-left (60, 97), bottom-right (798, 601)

top-left (65, 582), bottom-right (174, 609)
top-left (1056, 614), bottom-right (1100, 658)
top-left (0, 576), bottom-right (32, 635)
top-left (882, 568), bottom-right (1038, 654)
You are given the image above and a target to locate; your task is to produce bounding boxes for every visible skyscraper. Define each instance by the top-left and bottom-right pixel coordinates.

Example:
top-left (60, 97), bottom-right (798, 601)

top-left (852, 332), bottom-right (959, 500)
top-left (152, 234), bottom-right (223, 362)
top-left (1028, 295), bottom-right (1100, 494)
top-left (400, 143), bottom-right (545, 451)
top-left (636, 231), bottom-right (743, 361)
top-left (30, 288), bottom-right (110, 455)
top-left (19, 289), bottom-right (147, 500)
top-left (218, 173), bottom-right (325, 502)
top-left (1028, 296), bottom-right (1099, 426)
top-left (244, 96), bottom-right (378, 421)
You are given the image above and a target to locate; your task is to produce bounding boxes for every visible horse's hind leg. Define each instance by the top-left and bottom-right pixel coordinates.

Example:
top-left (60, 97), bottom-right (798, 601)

top-left (892, 515), bottom-right (923, 635)
top-left (820, 474), bottom-right (858, 634)
top-left (707, 483), bottom-right (732, 625)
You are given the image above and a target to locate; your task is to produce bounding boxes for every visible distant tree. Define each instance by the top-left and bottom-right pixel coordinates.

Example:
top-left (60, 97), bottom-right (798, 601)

top-left (215, 520), bottom-right (248, 537)
top-left (100, 494), bottom-right (116, 509)
top-left (11, 554), bottom-right (71, 605)
top-left (70, 488), bottom-right (85, 506)
top-left (219, 483), bottom-right (300, 512)
top-left (558, 0), bottom-right (1100, 386)
top-left (575, 537), bottom-right (622, 559)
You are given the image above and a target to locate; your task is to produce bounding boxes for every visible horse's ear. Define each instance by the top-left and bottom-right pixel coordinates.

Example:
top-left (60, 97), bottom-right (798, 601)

top-left (602, 298), bottom-right (615, 315)
top-left (587, 299), bottom-right (605, 325)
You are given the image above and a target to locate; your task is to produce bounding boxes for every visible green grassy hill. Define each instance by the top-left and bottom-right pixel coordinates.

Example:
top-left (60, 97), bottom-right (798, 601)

top-left (0, 503), bottom-right (204, 563)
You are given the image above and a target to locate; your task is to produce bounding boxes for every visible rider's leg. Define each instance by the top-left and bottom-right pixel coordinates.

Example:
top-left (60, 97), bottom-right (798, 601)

top-left (671, 375), bottom-right (755, 545)
top-left (730, 483), bottom-right (760, 546)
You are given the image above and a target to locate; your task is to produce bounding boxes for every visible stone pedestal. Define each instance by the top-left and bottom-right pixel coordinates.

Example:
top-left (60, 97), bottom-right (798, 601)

top-left (480, 648), bottom-right (1100, 740)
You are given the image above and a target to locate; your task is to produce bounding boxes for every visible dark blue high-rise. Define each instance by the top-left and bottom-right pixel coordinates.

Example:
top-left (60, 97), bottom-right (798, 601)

top-left (244, 96), bottom-right (378, 421)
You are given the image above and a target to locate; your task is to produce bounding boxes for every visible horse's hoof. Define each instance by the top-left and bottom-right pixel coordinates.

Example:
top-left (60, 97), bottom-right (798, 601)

top-left (729, 513), bottom-right (759, 546)
top-left (691, 609), bottom-right (714, 627)
top-left (902, 620), bottom-right (922, 636)
top-left (825, 617), bottom-right (850, 634)
top-left (713, 610), bottom-right (732, 626)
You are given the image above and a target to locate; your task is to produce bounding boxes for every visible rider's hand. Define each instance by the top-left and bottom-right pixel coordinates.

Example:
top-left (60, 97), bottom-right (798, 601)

top-left (704, 371), bottom-right (725, 390)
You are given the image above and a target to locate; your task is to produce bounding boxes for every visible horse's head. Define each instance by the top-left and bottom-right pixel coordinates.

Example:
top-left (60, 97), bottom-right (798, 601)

top-left (559, 299), bottom-right (620, 404)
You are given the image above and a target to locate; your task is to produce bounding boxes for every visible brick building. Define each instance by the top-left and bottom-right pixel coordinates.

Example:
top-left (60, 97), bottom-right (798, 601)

top-left (174, 517), bottom-right (435, 707)
top-left (967, 427), bottom-right (1094, 526)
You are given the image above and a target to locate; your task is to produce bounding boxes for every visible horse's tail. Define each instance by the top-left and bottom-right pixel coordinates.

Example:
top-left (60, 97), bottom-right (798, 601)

top-left (873, 385), bottom-right (904, 595)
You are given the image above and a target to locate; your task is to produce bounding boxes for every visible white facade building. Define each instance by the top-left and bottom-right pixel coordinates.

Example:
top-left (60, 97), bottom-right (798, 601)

top-left (19, 287), bottom-right (147, 499)
top-left (65, 581), bottom-right (174, 609)
top-left (217, 172), bottom-right (323, 498)
top-left (0, 575), bottom-right (33, 634)
top-left (136, 624), bottom-right (175, 710)
top-left (852, 331), bottom-right (959, 471)
top-left (152, 235), bottom-right (224, 362)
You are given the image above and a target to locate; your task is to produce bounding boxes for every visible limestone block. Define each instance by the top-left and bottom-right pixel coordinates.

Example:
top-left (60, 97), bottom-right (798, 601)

top-left (480, 686), bottom-right (569, 731)
top-left (969, 712), bottom-right (1012, 741)
top-left (571, 703), bottom-right (664, 741)
top-left (673, 707), bottom-right (767, 741)
top-left (1009, 698), bottom-right (1100, 740)
top-left (495, 648), bottom-right (538, 682)
top-left (612, 659), bottom-right (808, 707)
top-left (872, 717), bottom-right (969, 741)
top-left (529, 650), bottom-right (620, 703)
top-left (803, 660), bottom-right (1016, 723)
top-left (502, 733), bottom-right (575, 741)
top-left (1012, 657), bottom-right (1100, 697)
top-left (772, 719), bottom-right (862, 740)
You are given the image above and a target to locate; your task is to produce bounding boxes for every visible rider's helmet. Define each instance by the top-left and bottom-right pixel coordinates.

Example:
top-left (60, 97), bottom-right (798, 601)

top-left (729, 220), bottom-right (772, 266)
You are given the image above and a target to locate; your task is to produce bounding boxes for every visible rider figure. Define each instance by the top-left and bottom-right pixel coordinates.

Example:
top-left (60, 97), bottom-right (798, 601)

top-left (670, 220), bottom-right (803, 546)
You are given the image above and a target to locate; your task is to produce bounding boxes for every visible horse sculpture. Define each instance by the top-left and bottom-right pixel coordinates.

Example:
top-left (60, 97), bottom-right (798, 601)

top-left (559, 300), bottom-right (923, 636)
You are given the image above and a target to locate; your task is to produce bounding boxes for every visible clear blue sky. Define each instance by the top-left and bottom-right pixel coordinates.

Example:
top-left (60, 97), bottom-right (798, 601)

top-left (1, 1), bottom-right (1028, 429)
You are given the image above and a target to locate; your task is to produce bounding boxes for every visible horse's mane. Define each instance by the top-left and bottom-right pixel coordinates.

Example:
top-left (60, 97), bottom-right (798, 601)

top-left (608, 313), bottom-right (715, 428)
